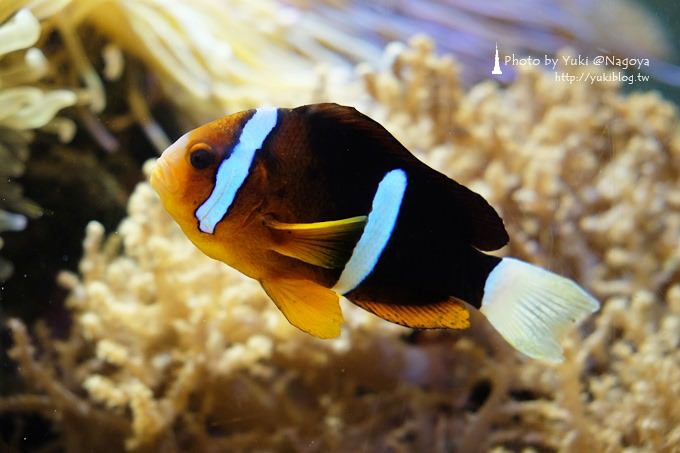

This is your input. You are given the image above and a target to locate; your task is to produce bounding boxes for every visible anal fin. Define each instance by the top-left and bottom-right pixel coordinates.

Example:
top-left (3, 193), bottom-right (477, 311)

top-left (265, 215), bottom-right (366, 269)
top-left (350, 297), bottom-right (470, 329)
top-left (261, 278), bottom-right (343, 338)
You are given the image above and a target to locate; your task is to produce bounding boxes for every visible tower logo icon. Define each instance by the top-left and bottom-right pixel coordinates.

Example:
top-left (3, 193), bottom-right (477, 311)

top-left (492, 43), bottom-right (502, 75)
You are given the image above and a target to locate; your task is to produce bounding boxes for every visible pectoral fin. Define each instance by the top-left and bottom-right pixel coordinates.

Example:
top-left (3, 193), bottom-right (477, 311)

top-left (265, 215), bottom-right (366, 268)
top-left (261, 278), bottom-right (343, 338)
top-left (349, 297), bottom-right (470, 329)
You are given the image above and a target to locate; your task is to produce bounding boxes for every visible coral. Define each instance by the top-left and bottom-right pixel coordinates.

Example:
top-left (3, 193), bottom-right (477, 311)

top-left (328, 36), bottom-right (680, 451)
top-left (3, 36), bottom-right (680, 452)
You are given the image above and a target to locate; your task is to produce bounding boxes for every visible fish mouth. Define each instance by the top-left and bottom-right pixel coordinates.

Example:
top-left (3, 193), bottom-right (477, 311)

top-left (150, 132), bottom-right (189, 196)
top-left (149, 157), bottom-right (179, 196)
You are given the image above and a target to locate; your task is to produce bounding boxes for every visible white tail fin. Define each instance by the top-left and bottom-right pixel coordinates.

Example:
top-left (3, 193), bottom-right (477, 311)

top-left (480, 258), bottom-right (599, 362)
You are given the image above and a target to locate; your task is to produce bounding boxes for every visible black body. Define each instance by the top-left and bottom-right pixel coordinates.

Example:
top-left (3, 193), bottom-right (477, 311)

top-left (257, 104), bottom-right (508, 309)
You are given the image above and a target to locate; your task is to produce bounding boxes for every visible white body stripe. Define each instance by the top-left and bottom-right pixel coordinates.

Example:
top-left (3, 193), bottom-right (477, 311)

top-left (332, 169), bottom-right (408, 295)
top-left (196, 107), bottom-right (278, 234)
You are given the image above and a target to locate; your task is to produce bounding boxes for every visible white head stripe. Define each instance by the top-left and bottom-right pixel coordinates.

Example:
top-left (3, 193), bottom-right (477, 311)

top-left (332, 169), bottom-right (407, 295)
top-left (196, 107), bottom-right (278, 234)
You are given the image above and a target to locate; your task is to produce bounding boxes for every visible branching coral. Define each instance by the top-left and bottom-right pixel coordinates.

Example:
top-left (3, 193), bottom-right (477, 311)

top-left (3, 36), bottom-right (680, 452)
top-left (3, 182), bottom-right (506, 450)
top-left (327, 36), bottom-right (680, 451)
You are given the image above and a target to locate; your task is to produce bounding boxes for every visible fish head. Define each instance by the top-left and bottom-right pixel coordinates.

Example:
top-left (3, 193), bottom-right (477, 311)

top-left (150, 110), bottom-right (256, 240)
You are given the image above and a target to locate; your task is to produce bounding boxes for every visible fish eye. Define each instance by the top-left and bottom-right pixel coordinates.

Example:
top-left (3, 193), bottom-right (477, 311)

top-left (189, 144), bottom-right (215, 170)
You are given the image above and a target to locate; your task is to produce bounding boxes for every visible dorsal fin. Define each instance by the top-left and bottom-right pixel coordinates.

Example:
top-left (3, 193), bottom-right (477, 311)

top-left (294, 103), bottom-right (508, 251)
top-left (296, 103), bottom-right (423, 168)
top-left (438, 178), bottom-right (509, 251)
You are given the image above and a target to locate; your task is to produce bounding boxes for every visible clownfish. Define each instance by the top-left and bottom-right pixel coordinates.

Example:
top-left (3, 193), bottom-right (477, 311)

top-left (150, 103), bottom-right (599, 362)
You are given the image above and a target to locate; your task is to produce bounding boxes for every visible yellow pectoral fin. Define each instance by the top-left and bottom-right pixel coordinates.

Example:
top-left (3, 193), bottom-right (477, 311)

top-left (350, 297), bottom-right (471, 330)
top-left (261, 278), bottom-right (344, 338)
top-left (265, 215), bottom-right (366, 269)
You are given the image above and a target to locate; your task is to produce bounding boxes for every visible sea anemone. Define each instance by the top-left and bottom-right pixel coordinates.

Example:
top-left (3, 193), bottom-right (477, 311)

top-left (0, 7), bottom-right (78, 281)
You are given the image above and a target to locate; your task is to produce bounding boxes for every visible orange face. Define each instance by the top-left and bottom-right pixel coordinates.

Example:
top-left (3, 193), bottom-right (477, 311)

top-left (151, 106), bottom-right (342, 285)
top-left (149, 110), bottom-right (260, 264)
